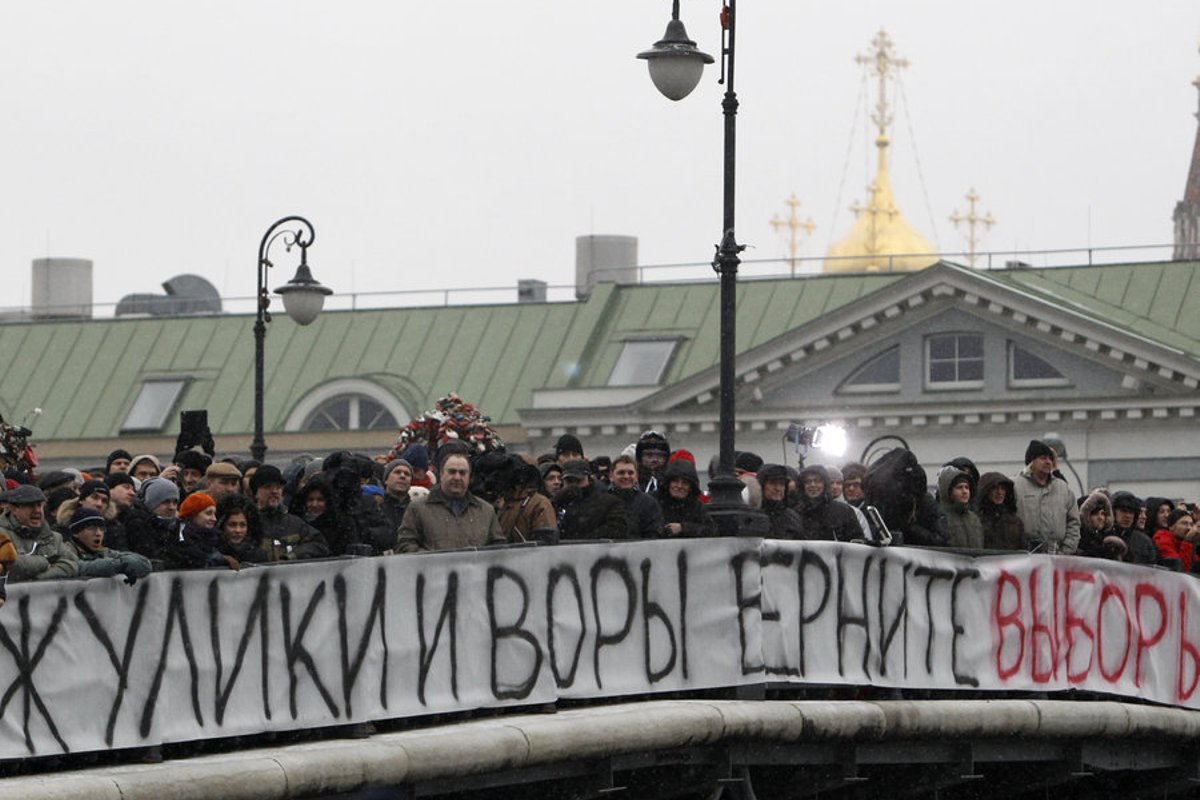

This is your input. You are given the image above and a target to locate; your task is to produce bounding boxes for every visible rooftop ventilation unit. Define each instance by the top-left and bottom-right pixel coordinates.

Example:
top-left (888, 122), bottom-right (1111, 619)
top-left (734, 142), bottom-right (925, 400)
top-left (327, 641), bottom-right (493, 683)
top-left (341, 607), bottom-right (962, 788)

top-left (115, 274), bottom-right (222, 317)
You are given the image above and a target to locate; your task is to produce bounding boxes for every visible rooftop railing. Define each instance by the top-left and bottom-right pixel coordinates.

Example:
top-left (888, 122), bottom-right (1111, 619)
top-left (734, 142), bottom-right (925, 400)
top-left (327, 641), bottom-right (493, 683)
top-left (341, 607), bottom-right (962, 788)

top-left (0, 242), bottom-right (1180, 321)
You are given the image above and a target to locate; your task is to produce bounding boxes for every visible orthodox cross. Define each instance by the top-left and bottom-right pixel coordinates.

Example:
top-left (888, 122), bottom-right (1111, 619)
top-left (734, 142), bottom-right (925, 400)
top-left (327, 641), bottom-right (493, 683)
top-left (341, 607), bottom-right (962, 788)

top-left (769, 193), bottom-right (816, 276)
top-left (949, 188), bottom-right (995, 267)
top-left (856, 29), bottom-right (908, 139)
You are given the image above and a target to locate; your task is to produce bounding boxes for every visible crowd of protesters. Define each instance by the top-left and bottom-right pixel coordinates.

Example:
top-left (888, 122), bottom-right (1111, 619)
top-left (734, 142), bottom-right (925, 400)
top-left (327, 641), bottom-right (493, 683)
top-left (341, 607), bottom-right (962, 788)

top-left (0, 431), bottom-right (1197, 602)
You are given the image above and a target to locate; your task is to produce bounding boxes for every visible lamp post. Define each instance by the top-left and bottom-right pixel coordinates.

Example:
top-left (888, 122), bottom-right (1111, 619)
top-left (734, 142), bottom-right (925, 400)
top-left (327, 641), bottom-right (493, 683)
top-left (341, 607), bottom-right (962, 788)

top-left (639, 0), bottom-right (763, 533)
top-left (251, 215), bottom-right (332, 461)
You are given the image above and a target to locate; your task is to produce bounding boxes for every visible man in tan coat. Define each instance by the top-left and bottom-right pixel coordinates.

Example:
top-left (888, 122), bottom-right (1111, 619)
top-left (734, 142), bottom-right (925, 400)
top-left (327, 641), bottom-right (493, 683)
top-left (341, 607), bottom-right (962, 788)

top-left (396, 454), bottom-right (504, 553)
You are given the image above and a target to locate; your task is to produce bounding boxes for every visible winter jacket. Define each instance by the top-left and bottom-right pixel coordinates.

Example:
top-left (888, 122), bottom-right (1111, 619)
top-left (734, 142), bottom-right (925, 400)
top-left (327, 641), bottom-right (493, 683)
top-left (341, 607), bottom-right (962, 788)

top-left (218, 536), bottom-right (270, 565)
top-left (162, 521), bottom-right (223, 570)
top-left (349, 495), bottom-right (396, 555)
top-left (0, 509), bottom-right (78, 582)
top-left (123, 502), bottom-right (179, 562)
top-left (937, 466), bottom-right (983, 550)
top-left (69, 540), bottom-right (153, 581)
top-left (557, 484), bottom-right (629, 542)
top-left (498, 491), bottom-right (558, 543)
top-left (381, 493), bottom-right (410, 539)
top-left (1154, 528), bottom-right (1194, 572)
top-left (797, 465), bottom-right (869, 542)
top-left (976, 472), bottom-right (1025, 551)
top-left (396, 487), bottom-right (505, 553)
top-left (1012, 468), bottom-right (1080, 555)
top-left (656, 460), bottom-right (715, 538)
top-left (610, 486), bottom-right (664, 540)
top-left (257, 506), bottom-right (331, 561)
top-left (1108, 491), bottom-right (1159, 565)
top-left (762, 499), bottom-right (804, 539)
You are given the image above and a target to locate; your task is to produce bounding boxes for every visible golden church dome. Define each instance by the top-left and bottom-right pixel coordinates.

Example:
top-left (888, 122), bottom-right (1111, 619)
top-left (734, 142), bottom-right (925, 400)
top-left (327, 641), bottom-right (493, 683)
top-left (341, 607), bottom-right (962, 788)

top-left (823, 29), bottom-right (936, 274)
top-left (824, 135), bottom-right (936, 273)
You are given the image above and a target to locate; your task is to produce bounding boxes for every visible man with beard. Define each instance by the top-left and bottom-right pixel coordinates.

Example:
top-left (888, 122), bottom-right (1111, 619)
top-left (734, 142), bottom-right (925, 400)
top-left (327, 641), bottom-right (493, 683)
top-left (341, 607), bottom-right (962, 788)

top-left (795, 464), bottom-right (861, 542)
top-left (252, 465), bottom-right (330, 561)
top-left (556, 459), bottom-right (628, 541)
top-left (635, 430), bottom-right (670, 494)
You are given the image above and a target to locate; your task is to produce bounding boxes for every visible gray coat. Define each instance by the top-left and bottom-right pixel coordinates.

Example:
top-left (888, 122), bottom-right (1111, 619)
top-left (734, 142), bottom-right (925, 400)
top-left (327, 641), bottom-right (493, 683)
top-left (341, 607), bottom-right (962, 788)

top-left (1012, 469), bottom-right (1080, 555)
top-left (0, 509), bottom-right (79, 582)
top-left (396, 487), bottom-right (504, 553)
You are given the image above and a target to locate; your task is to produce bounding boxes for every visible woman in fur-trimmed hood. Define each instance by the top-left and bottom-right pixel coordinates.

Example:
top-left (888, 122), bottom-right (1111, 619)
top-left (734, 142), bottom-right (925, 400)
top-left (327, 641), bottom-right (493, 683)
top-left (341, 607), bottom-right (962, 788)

top-left (1077, 490), bottom-right (1127, 561)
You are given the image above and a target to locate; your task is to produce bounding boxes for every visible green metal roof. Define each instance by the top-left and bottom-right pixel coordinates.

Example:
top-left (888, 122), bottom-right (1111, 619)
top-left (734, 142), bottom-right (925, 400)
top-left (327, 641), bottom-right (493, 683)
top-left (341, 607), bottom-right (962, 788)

top-left (568, 274), bottom-right (901, 390)
top-left (981, 260), bottom-right (1200, 357)
top-left (3, 260), bottom-right (1195, 442)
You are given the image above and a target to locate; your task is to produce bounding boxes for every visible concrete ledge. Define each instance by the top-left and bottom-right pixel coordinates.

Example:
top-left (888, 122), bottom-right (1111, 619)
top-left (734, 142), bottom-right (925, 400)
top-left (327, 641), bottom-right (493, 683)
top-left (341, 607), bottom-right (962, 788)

top-left (2, 699), bottom-right (1199, 800)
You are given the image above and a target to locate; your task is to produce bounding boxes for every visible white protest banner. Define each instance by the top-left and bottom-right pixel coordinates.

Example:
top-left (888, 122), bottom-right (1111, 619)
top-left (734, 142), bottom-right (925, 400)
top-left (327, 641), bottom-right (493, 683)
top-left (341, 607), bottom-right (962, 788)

top-left (2, 538), bottom-right (1199, 759)
top-left (0, 537), bottom-right (757, 758)
top-left (756, 540), bottom-right (1200, 706)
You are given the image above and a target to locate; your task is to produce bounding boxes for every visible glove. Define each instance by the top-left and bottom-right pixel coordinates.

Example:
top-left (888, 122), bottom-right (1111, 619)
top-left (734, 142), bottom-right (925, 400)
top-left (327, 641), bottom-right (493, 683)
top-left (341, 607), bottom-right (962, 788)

top-left (118, 552), bottom-right (152, 583)
top-left (88, 558), bottom-right (124, 578)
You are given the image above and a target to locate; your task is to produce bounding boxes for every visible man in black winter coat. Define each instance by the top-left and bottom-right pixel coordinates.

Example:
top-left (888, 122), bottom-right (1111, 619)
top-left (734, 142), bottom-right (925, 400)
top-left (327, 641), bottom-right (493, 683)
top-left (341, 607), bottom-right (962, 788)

top-left (556, 460), bottom-right (628, 541)
top-left (635, 431), bottom-right (671, 494)
top-left (1109, 491), bottom-right (1160, 565)
top-left (795, 465), bottom-right (862, 542)
top-left (656, 459), bottom-right (715, 538)
top-left (609, 455), bottom-right (663, 539)
top-left (253, 465), bottom-right (330, 561)
top-left (758, 464), bottom-right (803, 539)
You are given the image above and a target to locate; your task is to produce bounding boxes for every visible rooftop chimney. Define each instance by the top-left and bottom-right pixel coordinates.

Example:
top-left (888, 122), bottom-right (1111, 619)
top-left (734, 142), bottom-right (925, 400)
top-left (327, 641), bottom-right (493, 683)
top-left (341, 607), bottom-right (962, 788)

top-left (575, 235), bottom-right (638, 300)
top-left (31, 258), bottom-right (93, 319)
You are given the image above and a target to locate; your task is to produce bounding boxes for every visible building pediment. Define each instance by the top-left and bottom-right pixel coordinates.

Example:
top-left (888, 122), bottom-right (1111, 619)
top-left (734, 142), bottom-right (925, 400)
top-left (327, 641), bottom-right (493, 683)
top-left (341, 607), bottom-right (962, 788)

top-left (519, 261), bottom-right (1200, 437)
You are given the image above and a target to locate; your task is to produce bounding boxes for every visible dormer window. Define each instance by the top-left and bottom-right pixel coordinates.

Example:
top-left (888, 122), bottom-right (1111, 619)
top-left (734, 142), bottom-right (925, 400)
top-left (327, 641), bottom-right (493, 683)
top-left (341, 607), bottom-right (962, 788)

top-left (608, 339), bottom-right (677, 386)
top-left (122, 379), bottom-right (187, 432)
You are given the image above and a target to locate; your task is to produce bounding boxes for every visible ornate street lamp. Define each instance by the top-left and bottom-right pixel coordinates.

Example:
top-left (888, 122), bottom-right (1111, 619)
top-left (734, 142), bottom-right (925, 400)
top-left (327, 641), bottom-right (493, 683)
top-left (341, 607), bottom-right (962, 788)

top-left (251, 215), bottom-right (332, 461)
top-left (639, 0), bottom-right (763, 534)
top-left (637, 1), bottom-right (715, 101)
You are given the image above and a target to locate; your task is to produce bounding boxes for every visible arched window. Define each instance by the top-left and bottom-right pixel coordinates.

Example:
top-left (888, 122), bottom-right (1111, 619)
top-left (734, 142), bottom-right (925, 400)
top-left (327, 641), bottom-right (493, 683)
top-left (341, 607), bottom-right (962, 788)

top-left (284, 379), bottom-right (408, 432)
top-left (303, 394), bottom-right (398, 431)
top-left (1008, 341), bottom-right (1069, 388)
top-left (837, 346), bottom-right (900, 394)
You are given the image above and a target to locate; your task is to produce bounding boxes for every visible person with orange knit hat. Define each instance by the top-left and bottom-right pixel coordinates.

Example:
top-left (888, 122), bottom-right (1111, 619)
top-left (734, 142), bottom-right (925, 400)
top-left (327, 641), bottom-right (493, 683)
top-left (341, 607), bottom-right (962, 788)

top-left (164, 491), bottom-right (224, 569)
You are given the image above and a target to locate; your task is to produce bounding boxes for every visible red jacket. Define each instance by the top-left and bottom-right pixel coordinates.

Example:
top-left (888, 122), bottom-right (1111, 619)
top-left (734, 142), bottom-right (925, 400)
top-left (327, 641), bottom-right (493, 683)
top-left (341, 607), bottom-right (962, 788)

top-left (1153, 528), bottom-right (1193, 572)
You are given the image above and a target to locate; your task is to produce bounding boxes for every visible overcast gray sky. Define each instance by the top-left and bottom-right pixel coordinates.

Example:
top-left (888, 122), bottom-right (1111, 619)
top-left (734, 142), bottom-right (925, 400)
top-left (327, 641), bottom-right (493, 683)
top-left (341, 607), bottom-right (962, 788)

top-left (3, 2), bottom-right (1198, 309)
